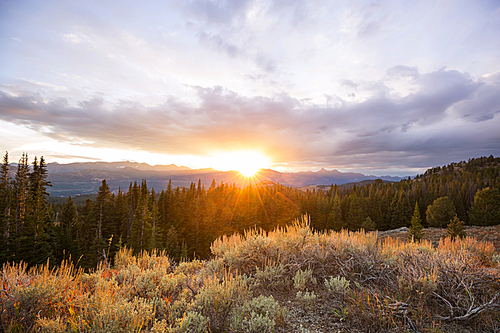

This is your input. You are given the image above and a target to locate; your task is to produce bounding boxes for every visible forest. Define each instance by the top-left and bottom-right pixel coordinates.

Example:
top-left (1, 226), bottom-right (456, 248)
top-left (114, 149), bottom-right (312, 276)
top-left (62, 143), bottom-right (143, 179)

top-left (0, 152), bottom-right (499, 268)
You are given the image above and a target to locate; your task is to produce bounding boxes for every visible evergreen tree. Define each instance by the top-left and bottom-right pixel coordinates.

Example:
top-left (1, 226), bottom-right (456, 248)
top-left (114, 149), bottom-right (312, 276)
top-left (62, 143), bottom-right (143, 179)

top-left (0, 152), bottom-right (12, 263)
top-left (469, 187), bottom-right (500, 226)
top-left (77, 199), bottom-right (94, 267)
top-left (446, 215), bottom-right (466, 240)
top-left (164, 225), bottom-right (180, 261)
top-left (408, 202), bottom-right (423, 242)
top-left (13, 152), bottom-right (30, 258)
top-left (361, 216), bottom-right (376, 231)
top-left (149, 188), bottom-right (162, 251)
top-left (22, 156), bottom-right (53, 265)
top-left (131, 180), bottom-right (152, 251)
top-left (426, 196), bottom-right (456, 227)
top-left (346, 192), bottom-right (363, 230)
top-left (327, 194), bottom-right (343, 230)
top-left (57, 196), bottom-right (79, 261)
top-left (390, 191), bottom-right (412, 229)
top-left (90, 180), bottom-right (113, 264)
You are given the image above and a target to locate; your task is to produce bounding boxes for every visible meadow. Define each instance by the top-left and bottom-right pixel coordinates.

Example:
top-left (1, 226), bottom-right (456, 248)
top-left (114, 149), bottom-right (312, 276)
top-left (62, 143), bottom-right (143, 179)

top-left (1, 217), bottom-right (499, 332)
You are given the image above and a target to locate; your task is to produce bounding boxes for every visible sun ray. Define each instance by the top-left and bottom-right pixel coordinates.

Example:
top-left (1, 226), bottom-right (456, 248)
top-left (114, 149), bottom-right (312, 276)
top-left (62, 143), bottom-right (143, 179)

top-left (210, 150), bottom-right (271, 177)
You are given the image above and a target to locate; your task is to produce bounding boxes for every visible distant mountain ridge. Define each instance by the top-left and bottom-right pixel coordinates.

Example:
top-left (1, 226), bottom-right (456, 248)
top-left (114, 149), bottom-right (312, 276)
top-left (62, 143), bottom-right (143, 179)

top-left (38, 161), bottom-right (405, 196)
top-left (47, 161), bottom-right (191, 173)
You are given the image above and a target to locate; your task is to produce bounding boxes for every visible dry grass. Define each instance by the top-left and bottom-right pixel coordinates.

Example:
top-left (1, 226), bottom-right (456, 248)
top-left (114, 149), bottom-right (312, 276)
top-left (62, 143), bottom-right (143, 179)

top-left (1, 216), bottom-right (499, 332)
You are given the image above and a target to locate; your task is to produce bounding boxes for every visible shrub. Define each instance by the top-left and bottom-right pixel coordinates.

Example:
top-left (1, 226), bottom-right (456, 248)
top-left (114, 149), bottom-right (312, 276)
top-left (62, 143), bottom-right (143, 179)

top-left (293, 268), bottom-right (316, 291)
top-left (2, 216), bottom-right (499, 333)
top-left (325, 276), bottom-right (350, 294)
top-left (254, 263), bottom-right (291, 292)
top-left (231, 295), bottom-right (284, 333)
top-left (193, 274), bottom-right (250, 332)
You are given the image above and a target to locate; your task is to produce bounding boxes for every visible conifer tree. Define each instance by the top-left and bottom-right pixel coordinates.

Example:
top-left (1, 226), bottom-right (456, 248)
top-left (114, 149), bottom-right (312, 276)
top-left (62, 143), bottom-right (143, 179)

top-left (131, 180), bottom-right (152, 251)
top-left (22, 156), bottom-right (53, 265)
top-left (90, 180), bottom-right (112, 263)
top-left (469, 187), bottom-right (500, 226)
top-left (361, 216), bottom-right (376, 231)
top-left (113, 187), bottom-right (129, 242)
top-left (164, 225), bottom-right (180, 261)
top-left (149, 188), bottom-right (162, 251)
top-left (78, 199), bottom-right (94, 267)
top-left (57, 196), bottom-right (79, 261)
top-left (426, 196), bottom-right (456, 227)
top-left (447, 215), bottom-right (466, 240)
top-left (346, 192), bottom-right (363, 230)
top-left (0, 152), bottom-right (12, 263)
top-left (13, 153), bottom-right (30, 258)
top-left (408, 202), bottom-right (423, 242)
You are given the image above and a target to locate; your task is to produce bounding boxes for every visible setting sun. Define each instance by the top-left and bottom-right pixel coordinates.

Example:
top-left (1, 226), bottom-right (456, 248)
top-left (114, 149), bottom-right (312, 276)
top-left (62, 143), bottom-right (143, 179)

top-left (210, 150), bottom-right (271, 177)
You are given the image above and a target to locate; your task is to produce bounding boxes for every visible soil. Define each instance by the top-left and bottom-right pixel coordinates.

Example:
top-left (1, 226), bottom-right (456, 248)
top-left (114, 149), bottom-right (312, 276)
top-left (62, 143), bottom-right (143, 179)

top-left (378, 225), bottom-right (500, 253)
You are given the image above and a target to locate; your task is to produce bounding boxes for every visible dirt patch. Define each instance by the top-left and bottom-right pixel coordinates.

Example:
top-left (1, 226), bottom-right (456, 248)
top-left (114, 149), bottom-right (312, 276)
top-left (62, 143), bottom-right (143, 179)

top-left (378, 225), bottom-right (500, 252)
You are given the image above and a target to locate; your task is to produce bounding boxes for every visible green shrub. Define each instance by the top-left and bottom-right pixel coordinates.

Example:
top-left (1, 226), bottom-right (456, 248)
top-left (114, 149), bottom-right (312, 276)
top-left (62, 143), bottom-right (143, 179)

top-left (231, 295), bottom-right (284, 333)
top-left (254, 263), bottom-right (291, 292)
top-left (293, 268), bottom-right (316, 291)
top-left (325, 276), bottom-right (350, 294)
top-left (194, 274), bottom-right (249, 332)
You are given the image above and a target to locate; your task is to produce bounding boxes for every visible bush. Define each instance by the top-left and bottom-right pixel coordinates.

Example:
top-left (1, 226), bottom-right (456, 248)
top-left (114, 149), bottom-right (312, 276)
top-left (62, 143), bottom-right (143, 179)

top-left (1, 216), bottom-right (499, 333)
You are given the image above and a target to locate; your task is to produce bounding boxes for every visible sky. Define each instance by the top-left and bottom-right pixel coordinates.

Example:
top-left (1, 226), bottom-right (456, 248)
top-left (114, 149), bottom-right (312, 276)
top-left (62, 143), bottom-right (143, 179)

top-left (0, 0), bottom-right (499, 176)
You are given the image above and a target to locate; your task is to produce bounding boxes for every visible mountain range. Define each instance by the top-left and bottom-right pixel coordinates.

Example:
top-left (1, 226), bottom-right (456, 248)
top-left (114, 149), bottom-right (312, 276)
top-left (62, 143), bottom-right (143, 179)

top-left (37, 161), bottom-right (405, 196)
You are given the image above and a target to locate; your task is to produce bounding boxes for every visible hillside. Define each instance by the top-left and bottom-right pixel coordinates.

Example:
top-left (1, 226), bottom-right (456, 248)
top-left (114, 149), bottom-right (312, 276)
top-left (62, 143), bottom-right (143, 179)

top-left (1, 220), bottom-right (499, 333)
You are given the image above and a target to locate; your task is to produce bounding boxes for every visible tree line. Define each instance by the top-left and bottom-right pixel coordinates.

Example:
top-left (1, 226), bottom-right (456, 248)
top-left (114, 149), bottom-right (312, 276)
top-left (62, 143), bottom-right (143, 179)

top-left (0, 152), bottom-right (499, 268)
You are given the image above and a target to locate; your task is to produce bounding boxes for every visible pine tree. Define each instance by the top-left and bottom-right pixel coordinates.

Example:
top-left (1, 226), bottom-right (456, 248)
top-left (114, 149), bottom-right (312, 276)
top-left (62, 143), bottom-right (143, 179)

top-left (361, 216), bottom-right (376, 231)
top-left (408, 202), bottom-right (424, 242)
top-left (0, 152), bottom-right (12, 263)
top-left (447, 215), bottom-right (466, 240)
top-left (469, 187), bottom-right (500, 226)
top-left (346, 192), bottom-right (363, 230)
top-left (13, 153), bottom-right (30, 258)
top-left (426, 196), bottom-right (456, 227)
top-left (90, 180), bottom-right (112, 264)
top-left (327, 194), bottom-right (343, 230)
top-left (149, 188), bottom-right (162, 251)
top-left (22, 156), bottom-right (53, 265)
top-left (131, 180), bottom-right (152, 251)
top-left (77, 199), bottom-right (94, 267)
top-left (164, 225), bottom-right (180, 261)
top-left (58, 196), bottom-right (79, 261)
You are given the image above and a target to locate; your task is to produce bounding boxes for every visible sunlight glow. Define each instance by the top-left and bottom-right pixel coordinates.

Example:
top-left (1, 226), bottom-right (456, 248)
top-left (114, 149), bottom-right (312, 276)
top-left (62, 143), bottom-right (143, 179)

top-left (210, 150), bottom-right (271, 177)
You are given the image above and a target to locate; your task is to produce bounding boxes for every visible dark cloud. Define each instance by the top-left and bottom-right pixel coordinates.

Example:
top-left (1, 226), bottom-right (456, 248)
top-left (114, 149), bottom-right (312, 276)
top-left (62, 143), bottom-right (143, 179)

top-left (0, 68), bottom-right (499, 172)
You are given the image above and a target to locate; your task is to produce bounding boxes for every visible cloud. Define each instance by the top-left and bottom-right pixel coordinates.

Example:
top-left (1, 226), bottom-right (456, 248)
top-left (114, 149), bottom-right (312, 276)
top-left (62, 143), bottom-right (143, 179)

top-left (63, 33), bottom-right (83, 44)
top-left (386, 65), bottom-right (420, 79)
top-left (0, 67), bottom-right (499, 173)
top-left (198, 32), bottom-right (240, 57)
top-left (340, 79), bottom-right (359, 90)
top-left (180, 0), bottom-right (252, 25)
